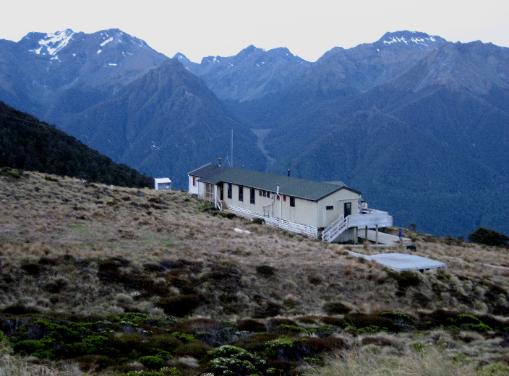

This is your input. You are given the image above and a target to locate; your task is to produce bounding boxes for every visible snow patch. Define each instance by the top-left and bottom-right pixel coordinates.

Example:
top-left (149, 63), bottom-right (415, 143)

top-left (28, 29), bottom-right (74, 56)
top-left (100, 37), bottom-right (113, 47)
top-left (97, 49), bottom-right (102, 54)
top-left (383, 35), bottom-right (437, 47)
top-left (107, 63), bottom-right (117, 66)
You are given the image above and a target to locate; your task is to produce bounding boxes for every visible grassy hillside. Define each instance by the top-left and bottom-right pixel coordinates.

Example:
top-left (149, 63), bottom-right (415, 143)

top-left (0, 171), bottom-right (508, 375)
top-left (0, 102), bottom-right (152, 188)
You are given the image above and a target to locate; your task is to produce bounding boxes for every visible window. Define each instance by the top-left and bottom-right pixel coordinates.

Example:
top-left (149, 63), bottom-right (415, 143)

top-left (326, 205), bottom-right (334, 211)
top-left (283, 195), bottom-right (287, 201)
top-left (250, 188), bottom-right (255, 204)
top-left (259, 190), bottom-right (262, 196)
top-left (192, 176), bottom-right (196, 186)
top-left (238, 185), bottom-right (243, 201)
top-left (290, 196), bottom-right (295, 207)
top-left (227, 183), bottom-right (232, 199)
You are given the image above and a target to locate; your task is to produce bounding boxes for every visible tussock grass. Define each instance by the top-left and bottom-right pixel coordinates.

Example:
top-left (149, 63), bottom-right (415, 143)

top-left (0, 171), bottom-right (508, 319)
top-left (305, 347), bottom-right (508, 376)
top-left (0, 355), bottom-right (82, 376)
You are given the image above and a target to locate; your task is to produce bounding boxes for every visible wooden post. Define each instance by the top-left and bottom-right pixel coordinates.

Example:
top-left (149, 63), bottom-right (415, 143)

top-left (375, 225), bottom-right (379, 245)
top-left (365, 226), bottom-right (368, 239)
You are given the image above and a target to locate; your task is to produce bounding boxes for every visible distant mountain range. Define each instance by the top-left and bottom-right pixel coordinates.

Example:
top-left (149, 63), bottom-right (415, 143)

top-left (0, 29), bottom-right (508, 236)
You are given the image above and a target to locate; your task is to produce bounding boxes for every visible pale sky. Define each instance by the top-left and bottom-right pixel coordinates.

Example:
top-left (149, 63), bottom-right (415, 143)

top-left (1, 0), bottom-right (508, 62)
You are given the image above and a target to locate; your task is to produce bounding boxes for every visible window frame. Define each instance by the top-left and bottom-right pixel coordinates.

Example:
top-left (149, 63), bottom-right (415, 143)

top-left (290, 196), bottom-right (295, 207)
top-left (250, 187), bottom-right (255, 204)
top-left (238, 185), bottom-right (243, 202)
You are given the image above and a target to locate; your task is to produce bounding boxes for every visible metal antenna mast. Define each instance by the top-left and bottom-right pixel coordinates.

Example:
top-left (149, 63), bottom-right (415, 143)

top-left (230, 129), bottom-right (234, 167)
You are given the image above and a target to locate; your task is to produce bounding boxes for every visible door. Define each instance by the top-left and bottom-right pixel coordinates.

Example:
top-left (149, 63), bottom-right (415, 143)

top-left (344, 202), bottom-right (352, 218)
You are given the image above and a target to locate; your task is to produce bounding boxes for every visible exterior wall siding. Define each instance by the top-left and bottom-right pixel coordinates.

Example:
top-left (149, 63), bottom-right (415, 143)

top-left (188, 175), bottom-right (199, 195)
top-left (188, 174), bottom-right (362, 240)
top-left (222, 183), bottom-right (319, 228)
top-left (316, 189), bottom-right (361, 228)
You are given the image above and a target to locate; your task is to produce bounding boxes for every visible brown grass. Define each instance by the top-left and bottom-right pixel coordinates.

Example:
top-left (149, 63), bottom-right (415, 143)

top-left (304, 345), bottom-right (509, 376)
top-left (0, 171), bottom-right (508, 318)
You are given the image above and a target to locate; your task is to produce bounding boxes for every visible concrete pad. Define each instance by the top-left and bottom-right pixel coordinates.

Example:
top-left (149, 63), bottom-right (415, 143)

top-left (349, 252), bottom-right (446, 272)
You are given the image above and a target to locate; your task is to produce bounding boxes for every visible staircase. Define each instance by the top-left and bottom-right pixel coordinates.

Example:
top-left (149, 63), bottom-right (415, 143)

top-left (322, 216), bottom-right (350, 242)
top-left (214, 196), bottom-right (223, 211)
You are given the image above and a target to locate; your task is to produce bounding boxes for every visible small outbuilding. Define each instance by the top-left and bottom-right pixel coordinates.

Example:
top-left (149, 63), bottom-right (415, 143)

top-left (154, 177), bottom-right (172, 191)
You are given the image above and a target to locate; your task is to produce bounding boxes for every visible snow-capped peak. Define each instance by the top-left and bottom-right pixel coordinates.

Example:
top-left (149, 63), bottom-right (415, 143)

top-left (29, 29), bottom-right (75, 56)
top-left (379, 31), bottom-right (443, 47)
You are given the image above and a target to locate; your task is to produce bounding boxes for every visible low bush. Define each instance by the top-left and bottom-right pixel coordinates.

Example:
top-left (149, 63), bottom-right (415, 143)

top-left (468, 227), bottom-right (509, 247)
top-left (207, 345), bottom-right (270, 376)
top-left (125, 367), bottom-right (181, 376)
top-left (139, 355), bottom-right (166, 369)
top-left (256, 265), bottom-right (276, 277)
top-left (157, 295), bottom-right (202, 317)
top-left (0, 167), bottom-right (23, 179)
top-left (174, 341), bottom-right (211, 358)
top-left (323, 301), bottom-right (352, 315)
top-left (237, 319), bottom-right (266, 332)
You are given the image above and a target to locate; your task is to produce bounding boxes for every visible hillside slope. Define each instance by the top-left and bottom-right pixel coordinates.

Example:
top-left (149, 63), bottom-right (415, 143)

top-left (63, 60), bottom-right (264, 185)
top-left (0, 172), bottom-right (508, 374)
top-left (0, 102), bottom-right (152, 187)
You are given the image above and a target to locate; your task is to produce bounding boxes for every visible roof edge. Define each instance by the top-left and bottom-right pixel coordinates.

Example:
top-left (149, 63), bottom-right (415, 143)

top-left (187, 162), bottom-right (213, 176)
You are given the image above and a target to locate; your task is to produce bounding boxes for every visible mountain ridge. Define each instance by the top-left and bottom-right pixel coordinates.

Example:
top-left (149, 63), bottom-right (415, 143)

top-left (0, 28), bottom-right (508, 235)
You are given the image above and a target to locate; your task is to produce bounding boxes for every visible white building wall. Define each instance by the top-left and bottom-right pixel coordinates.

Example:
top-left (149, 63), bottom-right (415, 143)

top-left (220, 183), bottom-right (319, 228)
top-left (188, 175), bottom-right (199, 195)
top-left (316, 189), bottom-right (361, 228)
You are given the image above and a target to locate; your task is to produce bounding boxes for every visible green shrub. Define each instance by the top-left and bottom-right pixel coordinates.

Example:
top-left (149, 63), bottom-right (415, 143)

top-left (13, 338), bottom-right (54, 358)
top-left (72, 335), bottom-right (110, 355)
top-left (171, 332), bottom-right (195, 343)
top-left (139, 355), bottom-right (166, 369)
top-left (174, 341), bottom-right (211, 358)
top-left (479, 363), bottom-right (509, 376)
top-left (0, 167), bottom-right (23, 179)
top-left (207, 345), bottom-right (268, 376)
top-left (149, 335), bottom-right (182, 353)
top-left (469, 227), bottom-right (509, 247)
top-left (126, 367), bottom-right (181, 376)
top-left (265, 336), bottom-right (300, 358)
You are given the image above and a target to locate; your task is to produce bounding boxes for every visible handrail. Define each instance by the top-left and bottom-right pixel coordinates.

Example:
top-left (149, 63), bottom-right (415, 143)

top-left (322, 216), bottom-right (350, 242)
